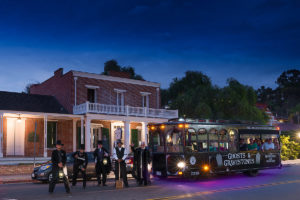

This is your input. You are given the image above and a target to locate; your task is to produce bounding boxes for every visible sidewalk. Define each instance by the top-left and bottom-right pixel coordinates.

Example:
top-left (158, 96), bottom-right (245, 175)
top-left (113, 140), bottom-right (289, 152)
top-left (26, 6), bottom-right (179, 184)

top-left (281, 159), bottom-right (300, 165)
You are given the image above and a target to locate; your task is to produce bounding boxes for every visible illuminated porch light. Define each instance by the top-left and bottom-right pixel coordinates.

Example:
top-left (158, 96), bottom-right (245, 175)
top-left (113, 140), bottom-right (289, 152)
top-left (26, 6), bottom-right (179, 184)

top-left (160, 125), bottom-right (165, 130)
top-left (17, 114), bottom-right (22, 123)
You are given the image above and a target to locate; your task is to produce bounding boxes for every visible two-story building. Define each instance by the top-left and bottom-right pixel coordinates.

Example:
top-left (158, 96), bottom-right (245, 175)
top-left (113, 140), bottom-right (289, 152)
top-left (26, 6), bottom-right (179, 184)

top-left (0, 68), bottom-right (178, 158)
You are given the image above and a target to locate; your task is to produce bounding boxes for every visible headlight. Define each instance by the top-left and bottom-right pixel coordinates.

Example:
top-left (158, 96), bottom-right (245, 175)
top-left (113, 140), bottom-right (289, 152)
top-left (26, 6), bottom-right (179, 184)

top-left (59, 172), bottom-right (64, 178)
top-left (40, 165), bottom-right (51, 171)
top-left (177, 161), bottom-right (186, 168)
top-left (103, 158), bottom-right (108, 165)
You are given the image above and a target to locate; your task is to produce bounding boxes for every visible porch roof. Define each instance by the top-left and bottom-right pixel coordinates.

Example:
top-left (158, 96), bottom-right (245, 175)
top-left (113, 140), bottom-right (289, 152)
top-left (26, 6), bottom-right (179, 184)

top-left (0, 91), bottom-right (68, 114)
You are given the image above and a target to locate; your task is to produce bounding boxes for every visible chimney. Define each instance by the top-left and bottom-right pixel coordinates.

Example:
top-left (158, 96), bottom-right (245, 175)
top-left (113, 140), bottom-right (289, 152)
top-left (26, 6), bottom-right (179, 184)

top-left (54, 68), bottom-right (63, 77)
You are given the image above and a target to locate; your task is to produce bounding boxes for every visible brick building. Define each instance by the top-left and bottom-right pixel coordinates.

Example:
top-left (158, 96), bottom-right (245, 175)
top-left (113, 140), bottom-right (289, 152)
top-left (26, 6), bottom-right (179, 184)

top-left (1, 68), bottom-right (177, 158)
top-left (0, 68), bottom-right (178, 158)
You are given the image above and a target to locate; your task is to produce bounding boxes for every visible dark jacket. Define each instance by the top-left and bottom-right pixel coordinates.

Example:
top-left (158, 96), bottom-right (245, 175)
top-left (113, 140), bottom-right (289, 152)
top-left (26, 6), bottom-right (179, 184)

top-left (131, 146), bottom-right (151, 166)
top-left (72, 151), bottom-right (88, 169)
top-left (51, 149), bottom-right (67, 169)
top-left (93, 147), bottom-right (109, 163)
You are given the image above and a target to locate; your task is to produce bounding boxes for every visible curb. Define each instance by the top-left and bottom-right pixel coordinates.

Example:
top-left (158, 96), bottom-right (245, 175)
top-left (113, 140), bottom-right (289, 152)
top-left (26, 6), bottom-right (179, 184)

top-left (0, 177), bottom-right (132, 185)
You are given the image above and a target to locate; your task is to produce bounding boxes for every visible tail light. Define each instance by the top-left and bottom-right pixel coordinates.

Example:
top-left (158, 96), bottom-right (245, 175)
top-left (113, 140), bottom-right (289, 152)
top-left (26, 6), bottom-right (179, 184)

top-left (126, 157), bottom-right (134, 164)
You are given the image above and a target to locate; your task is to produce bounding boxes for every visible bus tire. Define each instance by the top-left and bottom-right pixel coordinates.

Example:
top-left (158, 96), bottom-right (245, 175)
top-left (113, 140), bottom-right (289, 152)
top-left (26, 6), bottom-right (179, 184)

top-left (244, 170), bottom-right (259, 177)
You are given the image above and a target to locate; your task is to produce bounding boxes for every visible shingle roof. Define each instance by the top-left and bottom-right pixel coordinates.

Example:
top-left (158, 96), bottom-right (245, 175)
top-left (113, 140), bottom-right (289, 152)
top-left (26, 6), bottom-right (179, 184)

top-left (0, 91), bottom-right (69, 114)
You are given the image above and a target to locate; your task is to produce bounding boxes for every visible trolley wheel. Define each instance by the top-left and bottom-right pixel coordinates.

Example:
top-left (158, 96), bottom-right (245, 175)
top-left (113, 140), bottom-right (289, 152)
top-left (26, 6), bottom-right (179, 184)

top-left (243, 170), bottom-right (259, 177)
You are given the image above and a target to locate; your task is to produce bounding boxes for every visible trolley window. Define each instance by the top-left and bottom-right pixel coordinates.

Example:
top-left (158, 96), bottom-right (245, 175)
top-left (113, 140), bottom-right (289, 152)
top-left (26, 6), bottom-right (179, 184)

top-left (261, 134), bottom-right (279, 150)
top-left (240, 133), bottom-right (260, 151)
top-left (186, 128), bottom-right (198, 152)
top-left (166, 129), bottom-right (183, 153)
top-left (229, 129), bottom-right (238, 152)
top-left (198, 128), bottom-right (208, 152)
top-left (151, 131), bottom-right (164, 153)
top-left (209, 128), bottom-right (218, 152)
top-left (219, 129), bottom-right (229, 152)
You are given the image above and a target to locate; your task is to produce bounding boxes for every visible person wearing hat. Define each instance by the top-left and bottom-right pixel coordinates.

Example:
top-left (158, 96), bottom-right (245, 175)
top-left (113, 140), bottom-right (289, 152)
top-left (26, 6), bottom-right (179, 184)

top-left (72, 144), bottom-right (88, 189)
top-left (49, 140), bottom-right (70, 194)
top-left (113, 140), bottom-right (129, 187)
top-left (93, 140), bottom-right (109, 186)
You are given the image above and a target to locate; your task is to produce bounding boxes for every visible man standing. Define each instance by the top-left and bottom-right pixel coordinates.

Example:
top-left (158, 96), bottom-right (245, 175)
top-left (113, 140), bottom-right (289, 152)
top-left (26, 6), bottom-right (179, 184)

top-left (49, 140), bottom-right (70, 194)
top-left (113, 140), bottom-right (129, 187)
top-left (131, 142), bottom-right (151, 186)
top-left (72, 144), bottom-right (88, 189)
top-left (94, 140), bottom-right (109, 186)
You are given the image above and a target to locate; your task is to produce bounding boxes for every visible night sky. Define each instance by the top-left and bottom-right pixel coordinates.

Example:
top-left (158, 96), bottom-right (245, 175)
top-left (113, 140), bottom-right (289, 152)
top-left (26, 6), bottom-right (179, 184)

top-left (0, 0), bottom-right (299, 92)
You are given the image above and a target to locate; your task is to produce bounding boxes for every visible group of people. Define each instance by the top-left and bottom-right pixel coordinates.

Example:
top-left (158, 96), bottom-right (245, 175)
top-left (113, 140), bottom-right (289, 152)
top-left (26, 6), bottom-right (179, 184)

top-left (239, 138), bottom-right (278, 151)
top-left (48, 139), bottom-right (151, 194)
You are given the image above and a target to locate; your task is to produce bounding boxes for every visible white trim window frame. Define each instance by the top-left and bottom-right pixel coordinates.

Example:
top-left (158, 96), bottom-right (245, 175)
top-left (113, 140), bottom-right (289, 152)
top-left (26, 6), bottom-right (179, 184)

top-left (114, 89), bottom-right (126, 107)
top-left (140, 92), bottom-right (151, 108)
top-left (86, 85), bottom-right (99, 103)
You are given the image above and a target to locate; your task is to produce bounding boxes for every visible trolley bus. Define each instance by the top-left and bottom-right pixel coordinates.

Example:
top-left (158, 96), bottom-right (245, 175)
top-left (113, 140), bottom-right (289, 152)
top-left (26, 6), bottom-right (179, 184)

top-left (148, 120), bottom-right (281, 178)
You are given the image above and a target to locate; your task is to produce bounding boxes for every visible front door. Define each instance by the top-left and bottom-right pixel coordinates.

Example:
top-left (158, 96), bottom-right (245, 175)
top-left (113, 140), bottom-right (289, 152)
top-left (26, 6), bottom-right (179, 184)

top-left (92, 126), bottom-right (102, 151)
top-left (6, 118), bottom-right (25, 156)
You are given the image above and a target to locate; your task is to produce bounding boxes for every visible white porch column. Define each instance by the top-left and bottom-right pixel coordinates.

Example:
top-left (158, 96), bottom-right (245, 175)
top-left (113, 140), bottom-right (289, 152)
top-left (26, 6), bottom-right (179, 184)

top-left (85, 117), bottom-right (91, 152)
top-left (0, 113), bottom-right (3, 157)
top-left (43, 115), bottom-right (48, 157)
top-left (124, 120), bottom-right (130, 151)
top-left (110, 122), bottom-right (115, 152)
top-left (80, 117), bottom-right (84, 145)
top-left (73, 119), bottom-right (77, 151)
top-left (141, 122), bottom-right (148, 145)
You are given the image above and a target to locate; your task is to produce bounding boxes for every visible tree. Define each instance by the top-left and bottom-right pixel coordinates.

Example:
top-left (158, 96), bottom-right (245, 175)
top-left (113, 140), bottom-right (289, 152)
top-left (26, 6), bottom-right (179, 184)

top-left (23, 82), bottom-right (40, 94)
top-left (280, 135), bottom-right (300, 160)
top-left (103, 59), bottom-right (121, 75)
top-left (162, 71), bottom-right (267, 123)
top-left (102, 59), bottom-right (144, 80)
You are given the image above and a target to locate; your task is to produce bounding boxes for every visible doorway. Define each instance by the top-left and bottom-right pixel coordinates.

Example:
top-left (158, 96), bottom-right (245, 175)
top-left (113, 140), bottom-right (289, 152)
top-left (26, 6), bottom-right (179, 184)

top-left (6, 118), bottom-right (25, 156)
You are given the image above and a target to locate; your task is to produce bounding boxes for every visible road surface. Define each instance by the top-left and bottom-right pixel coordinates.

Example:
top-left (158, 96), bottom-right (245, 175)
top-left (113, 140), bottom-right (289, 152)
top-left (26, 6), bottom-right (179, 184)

top-left (1, 164), bottom-right (299, 200)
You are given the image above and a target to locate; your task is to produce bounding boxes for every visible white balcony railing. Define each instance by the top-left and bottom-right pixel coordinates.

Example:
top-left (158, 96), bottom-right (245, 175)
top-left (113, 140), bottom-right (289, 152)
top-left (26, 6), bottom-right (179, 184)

top-left (73, 102), bottom-right (178, 119)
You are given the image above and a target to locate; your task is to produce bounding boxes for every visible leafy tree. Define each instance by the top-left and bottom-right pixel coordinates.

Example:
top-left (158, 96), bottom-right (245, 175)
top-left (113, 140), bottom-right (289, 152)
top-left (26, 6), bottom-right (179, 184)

top-left (102, 59), bottom-right (144, 80)
top-left (23, 82), bottom-right (40, 94)
top-left (163, 72), bottom-right (267, 123)
top-left (280, 135), bottom-right (300, 161)
top-left (103, 59), bottom-right (121, 75)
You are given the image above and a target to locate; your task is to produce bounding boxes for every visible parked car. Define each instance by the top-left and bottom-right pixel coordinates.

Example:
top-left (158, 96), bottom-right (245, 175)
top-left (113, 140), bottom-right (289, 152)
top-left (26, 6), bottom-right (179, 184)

top-left (31, 152), bottom-right (111, 183)
top-left (109, 153), bottom-right (134, 175)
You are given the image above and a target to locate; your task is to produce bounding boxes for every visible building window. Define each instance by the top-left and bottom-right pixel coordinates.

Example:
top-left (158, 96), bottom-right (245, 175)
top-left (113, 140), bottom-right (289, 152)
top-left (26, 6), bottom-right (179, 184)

top-left (87, 88), bottom-right (96, 103)
top-left (47, 122), bottom-right (57, 148)
top-left (114, 89), bottom-right (126, 107)
top-left (117, 92), bottom-right (124, 106)
top-left (142, 95), bottom-right (149, 108)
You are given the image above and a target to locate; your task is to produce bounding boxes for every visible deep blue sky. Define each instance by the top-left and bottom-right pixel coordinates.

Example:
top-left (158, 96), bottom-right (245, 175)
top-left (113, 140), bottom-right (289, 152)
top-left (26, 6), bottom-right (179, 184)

top-left (0, 0), bottom-right (299, 92)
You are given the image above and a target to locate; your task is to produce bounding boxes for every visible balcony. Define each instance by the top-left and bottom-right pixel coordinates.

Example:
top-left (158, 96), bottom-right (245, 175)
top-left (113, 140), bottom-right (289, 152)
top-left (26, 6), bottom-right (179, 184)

top-left (73, 102), bottom-right (178, 119)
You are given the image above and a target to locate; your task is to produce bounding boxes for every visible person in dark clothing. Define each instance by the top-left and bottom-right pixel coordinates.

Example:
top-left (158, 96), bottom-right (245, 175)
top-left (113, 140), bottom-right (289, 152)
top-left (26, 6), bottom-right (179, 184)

top-left (72, 144), bottom-right (88, 189)
top-left (113, 140), bottom-right (129, 187)
top-left (131, 142), bottom-right (151, 186)
top-left (49, 140), bottom-right (70, 194)
top-left (93, 140), bottom-right (109, 186)
top-left (239, 139), bottom-right (248, 151)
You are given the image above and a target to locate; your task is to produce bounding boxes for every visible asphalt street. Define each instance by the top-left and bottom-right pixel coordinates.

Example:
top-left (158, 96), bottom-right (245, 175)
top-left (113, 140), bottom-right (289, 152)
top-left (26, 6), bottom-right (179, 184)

top-left (1, 165), bottom-right (300, 200)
